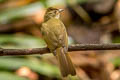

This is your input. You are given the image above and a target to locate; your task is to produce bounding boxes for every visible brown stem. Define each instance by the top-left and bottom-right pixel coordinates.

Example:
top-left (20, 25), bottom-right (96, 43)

top-left (0, 44), bottom-right (120, 56)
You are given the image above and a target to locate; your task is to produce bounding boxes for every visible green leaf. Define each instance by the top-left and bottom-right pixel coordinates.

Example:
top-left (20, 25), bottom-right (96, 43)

top-left (0, 2), bottom-right (44, 23)
top-left (111, 57), bottom-right (120, 67)
top-left (0, 34), bottom-right (46, 48)
top-left (0, 57), bottom-right (60, 78)
top-left (0, 72), bottom-right (28, 80)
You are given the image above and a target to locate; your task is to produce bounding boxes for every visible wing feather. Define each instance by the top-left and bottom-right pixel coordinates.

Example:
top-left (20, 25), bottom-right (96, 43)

top-left (41, 18), bottom-right (68, 52)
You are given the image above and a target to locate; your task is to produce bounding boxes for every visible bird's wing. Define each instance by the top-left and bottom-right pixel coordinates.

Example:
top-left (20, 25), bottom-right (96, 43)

top-left (41, 18), bottom-right (68, 52)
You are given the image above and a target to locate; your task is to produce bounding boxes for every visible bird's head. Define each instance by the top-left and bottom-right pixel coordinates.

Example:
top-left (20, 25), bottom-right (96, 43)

top-left (44, 7), bottom-right (64, 21)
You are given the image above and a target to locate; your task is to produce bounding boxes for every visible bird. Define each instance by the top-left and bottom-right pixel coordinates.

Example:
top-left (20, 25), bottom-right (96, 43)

top-left (41, 7), bottom-right (76, 77)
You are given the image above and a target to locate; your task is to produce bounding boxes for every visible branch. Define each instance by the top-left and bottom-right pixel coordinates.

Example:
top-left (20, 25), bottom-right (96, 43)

top-left (0, 44), bottom-right (120, 56)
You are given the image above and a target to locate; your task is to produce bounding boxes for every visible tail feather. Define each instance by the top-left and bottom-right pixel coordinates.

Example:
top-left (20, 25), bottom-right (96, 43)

top-left (56, 47), bottom-right (76, 77)
top-left (66, 53), bottom-right (76, 75)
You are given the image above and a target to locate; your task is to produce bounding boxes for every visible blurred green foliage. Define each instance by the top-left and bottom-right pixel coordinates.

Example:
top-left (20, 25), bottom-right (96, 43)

top-left (111, 57), bottom-right (120, 67)
top-left (0, 34), bottom-right (45, 48)
top-left (0, 72), bottom-right (28, 80)
top-left (0, 57), bottom-right (60, 78)
top-left (0, 2), bottom-right (44, 23)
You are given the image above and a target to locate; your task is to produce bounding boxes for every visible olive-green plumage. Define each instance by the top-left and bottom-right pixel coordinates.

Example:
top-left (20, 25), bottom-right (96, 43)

top-left (41, 7), bottom-right (76, 77)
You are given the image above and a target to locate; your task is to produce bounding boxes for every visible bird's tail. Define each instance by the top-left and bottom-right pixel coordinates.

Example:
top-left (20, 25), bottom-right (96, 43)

top-left (56, 47), bottom-right (76, 77)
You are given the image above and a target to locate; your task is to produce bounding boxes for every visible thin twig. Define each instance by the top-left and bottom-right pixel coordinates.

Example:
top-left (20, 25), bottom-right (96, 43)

top-left (0, 44), bottom-right (120, 56)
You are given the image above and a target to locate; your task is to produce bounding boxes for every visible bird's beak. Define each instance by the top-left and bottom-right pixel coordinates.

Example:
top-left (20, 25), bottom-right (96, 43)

top-left (58, 9), bottom-right (64, 12)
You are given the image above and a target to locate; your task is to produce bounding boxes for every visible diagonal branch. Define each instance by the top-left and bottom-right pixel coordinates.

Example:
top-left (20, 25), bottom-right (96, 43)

top-left (0, 44), bottom-right (120, 56)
